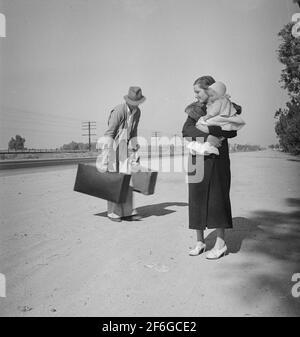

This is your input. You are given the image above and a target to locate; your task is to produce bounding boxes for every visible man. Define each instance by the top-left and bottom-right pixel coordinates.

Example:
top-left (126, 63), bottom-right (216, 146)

top-left (98, 86), bottom-right (146, 222)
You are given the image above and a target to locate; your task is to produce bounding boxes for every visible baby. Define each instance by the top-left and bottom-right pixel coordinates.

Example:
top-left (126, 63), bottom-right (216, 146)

top-left (187, 81), bottom-right (245, 156)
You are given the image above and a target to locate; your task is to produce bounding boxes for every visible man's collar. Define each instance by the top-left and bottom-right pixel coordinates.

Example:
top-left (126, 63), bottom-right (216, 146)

top-left (126, 103), bottom-right (137, 115)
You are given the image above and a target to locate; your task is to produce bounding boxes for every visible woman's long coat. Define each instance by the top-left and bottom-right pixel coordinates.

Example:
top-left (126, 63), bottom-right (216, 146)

top-left (182, 105), bottom-right (237, 230)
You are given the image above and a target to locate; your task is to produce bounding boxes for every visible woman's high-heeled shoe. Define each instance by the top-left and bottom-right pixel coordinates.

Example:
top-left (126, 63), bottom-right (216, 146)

top-left (206, 245), bottom-right (228, 260)
top-left (189, 243), bottom-right (206, 256)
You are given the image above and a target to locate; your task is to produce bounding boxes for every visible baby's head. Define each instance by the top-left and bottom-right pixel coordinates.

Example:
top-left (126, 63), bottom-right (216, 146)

top-left (207, 81), bottom-right (227, 103)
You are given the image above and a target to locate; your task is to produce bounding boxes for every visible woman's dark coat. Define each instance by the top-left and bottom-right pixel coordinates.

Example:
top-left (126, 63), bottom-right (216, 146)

top-left (182, 104), bottom-right (238, 230)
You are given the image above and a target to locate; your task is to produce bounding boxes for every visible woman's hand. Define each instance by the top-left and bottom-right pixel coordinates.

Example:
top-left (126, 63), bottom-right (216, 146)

top-left (207, 135), bottom-right (223, 148)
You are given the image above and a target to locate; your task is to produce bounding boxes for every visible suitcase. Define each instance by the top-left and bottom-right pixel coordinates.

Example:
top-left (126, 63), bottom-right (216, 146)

top-left (74, 163), bottom-right (131, 203)
top-left (131, 170), bottom-right (158, 195)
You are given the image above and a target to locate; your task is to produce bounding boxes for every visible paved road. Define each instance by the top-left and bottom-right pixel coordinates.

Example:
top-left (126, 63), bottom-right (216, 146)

top-left (0, 150), bottom-right (299, 316)
top-left (0, 157), bottom-right (97, 170)
top-left (0, 152), bottom-right (184, 170)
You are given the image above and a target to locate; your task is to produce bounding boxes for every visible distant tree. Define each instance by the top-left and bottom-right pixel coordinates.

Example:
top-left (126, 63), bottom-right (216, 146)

top-left (275, 19), bottom-right (300, 155)
top-left (61, 141), bottom-right (79, 151)
top-left (268, 144), bottom-right (280, 150)
top-left (8, 134), bottom-right (26, 150)
top-left (275, 100), bottom-right (300, 154)
top-left (61, 141), bottom-right (95, 151)
top-left (8, 137), bottom-right (16, 150)
top-left (230, 144), bottom-right (262, 152)
top-left (15, 135), bottom-right (26, 149)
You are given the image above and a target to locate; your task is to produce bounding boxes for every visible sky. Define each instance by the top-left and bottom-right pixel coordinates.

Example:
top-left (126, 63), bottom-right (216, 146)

top-left (0, 0), bottom-right (298, 149)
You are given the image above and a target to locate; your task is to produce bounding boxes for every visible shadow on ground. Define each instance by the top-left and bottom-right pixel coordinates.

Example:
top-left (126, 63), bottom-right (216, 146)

top-left (205, 216), bottom-right (261, 253)
top-left (94, 197), bottom-right (300, 315)
top-left (207, 198), bottom-right (300, 316)
top-left (94, 202), bottom-right (188, 219)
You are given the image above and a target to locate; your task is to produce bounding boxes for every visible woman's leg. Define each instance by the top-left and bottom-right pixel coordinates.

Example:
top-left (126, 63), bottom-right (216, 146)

top-left (189, 229), bottom-right (205, 256)
top-left (214, 228), bottom-right (226, 249)
top-left (196, 229), bottom-right (205, 244)
top-left (206, 228), bottom-right (227, 259)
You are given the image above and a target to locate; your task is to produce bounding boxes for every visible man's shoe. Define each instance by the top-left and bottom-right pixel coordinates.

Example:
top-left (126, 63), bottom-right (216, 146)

top-left (123, 214), bottom-right (142, 221)
top-left (108, 216), bottom-right (122, 222)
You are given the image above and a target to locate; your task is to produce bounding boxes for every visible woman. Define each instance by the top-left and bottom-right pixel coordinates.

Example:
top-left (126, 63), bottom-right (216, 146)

top-left (182, 76), bottom-right (241, 259)
top-left (97, 86), bottom-right (146, 222)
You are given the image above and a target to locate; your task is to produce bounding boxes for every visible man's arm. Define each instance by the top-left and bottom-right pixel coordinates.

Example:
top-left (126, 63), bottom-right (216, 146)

top-left (104, 108), bottom-right (122, 140)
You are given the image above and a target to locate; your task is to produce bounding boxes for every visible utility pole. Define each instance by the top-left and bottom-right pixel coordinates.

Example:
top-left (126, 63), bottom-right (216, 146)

top-left (82, 121), bottom-right (97, 151)
top-left (174, 134), bottom-right (179, 147)
top-left (151, 131), bottom-right (161, 149)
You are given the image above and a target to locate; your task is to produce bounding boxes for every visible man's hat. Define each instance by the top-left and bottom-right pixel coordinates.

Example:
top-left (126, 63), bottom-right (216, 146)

top-left (124, 86), bottom-right (146, 106)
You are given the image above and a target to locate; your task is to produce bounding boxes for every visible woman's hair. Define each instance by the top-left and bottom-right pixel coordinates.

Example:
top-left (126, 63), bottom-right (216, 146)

top-left (193, 75), bottom-right (215, 89)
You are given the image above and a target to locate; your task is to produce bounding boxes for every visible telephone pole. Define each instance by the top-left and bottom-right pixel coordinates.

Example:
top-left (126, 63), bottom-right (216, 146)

top-left (174, 134), bottom-right (179, 147)
top-left (82, 121), bottom-right (97, 151)
top-left (151, 131), bottom-right (161, 149)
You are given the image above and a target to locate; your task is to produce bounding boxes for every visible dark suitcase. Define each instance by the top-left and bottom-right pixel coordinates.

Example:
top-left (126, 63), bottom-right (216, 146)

top-left (131, 170), bottom-right (158, 195)
top-left (74, 163), bottom-right (131, 203)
